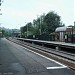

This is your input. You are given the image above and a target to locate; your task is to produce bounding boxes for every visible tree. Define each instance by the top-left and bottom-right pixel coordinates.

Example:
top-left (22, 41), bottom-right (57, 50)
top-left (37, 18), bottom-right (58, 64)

top-left (20, 11), bottom-right (65, 38)
top-left (2, 30), bottom-right (5, 37)
top-left (20, 22), bottom-right (33, 37)
top-left (20, 26), bottom-right (27, 37)
top-left (44, 11), bottom-right (64, 34)
top-left (32, 14), bottom-right (46, 35)
top-left (26, 22), bottom-right (33, 36)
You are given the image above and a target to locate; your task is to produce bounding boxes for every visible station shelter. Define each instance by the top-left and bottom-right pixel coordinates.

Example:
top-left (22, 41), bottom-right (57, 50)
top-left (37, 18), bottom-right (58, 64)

top-left (55, 26), bottom-right (75, 42)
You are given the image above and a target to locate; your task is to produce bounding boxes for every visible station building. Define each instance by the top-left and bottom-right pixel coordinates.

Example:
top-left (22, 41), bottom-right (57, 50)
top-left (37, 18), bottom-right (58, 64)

top-left (55, 26), bottom-right (75, 42)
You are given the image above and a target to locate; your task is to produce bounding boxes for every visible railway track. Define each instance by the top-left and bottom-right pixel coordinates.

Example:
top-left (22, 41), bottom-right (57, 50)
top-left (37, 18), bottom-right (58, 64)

top-left (7, 37), bottom-right (75, 70)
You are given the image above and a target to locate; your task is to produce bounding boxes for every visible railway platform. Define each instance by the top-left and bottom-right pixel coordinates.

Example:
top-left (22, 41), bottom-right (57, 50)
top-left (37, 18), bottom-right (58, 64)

top-left (17, 38), bottom-right (75, 53)
top-left (0, 38), bottom-right (75, 75)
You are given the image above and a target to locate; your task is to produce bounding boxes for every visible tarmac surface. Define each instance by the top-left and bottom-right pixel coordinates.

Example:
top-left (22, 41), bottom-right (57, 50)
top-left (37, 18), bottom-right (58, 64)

top-left (0, 38), bottom-right (75, 75)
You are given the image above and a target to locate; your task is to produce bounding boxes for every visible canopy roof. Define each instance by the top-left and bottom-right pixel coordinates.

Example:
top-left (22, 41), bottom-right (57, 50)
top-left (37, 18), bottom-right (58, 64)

top-left (55, 27), bottom-right (67, 32)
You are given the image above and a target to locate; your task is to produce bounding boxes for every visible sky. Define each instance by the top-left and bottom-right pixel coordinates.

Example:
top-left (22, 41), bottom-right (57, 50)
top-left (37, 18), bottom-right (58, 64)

top-left (0, 0), bottom-right (74, 29)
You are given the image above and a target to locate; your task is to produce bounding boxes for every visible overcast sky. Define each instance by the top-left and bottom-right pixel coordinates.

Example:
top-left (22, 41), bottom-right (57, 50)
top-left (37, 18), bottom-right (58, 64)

top-left (0, 0), bottom-right (74, 29)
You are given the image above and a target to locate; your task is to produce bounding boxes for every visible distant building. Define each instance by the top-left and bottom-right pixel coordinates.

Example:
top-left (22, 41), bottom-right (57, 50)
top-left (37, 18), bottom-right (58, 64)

top-left (12, 29), bottom-right (21, 37)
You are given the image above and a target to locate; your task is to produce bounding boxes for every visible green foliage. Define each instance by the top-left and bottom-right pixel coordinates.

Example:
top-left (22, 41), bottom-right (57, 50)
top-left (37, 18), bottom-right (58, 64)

top-left (1, 30), bottom-right (5, 37)
top-left (32, 14), bottom-right (46, 35)
top-left (20, 22), bottom-right (33, 37)
top-left (20, 11), bottom-right (65, 37)
top-left (1, 29), bottom-right (12, 37)
top-left (0, 29), bottom-right (2, 32)
top-left (44, 11), bottom-right (64, 34)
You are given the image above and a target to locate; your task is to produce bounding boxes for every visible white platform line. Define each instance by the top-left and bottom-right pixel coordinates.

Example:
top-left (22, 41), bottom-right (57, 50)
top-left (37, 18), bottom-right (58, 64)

top-left (46, 66), bottom-right (67, 69)
top-left (28, 49), bottom-right (67, 67)
top-left (22, 47), bottom-right (67, 68)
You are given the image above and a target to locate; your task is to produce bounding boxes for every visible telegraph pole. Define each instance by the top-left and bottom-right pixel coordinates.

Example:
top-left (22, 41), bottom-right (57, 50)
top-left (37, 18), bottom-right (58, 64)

top-left (37, 15), bottom-right (42, 35)
top-left (40, 16), bottom-right (42, 35)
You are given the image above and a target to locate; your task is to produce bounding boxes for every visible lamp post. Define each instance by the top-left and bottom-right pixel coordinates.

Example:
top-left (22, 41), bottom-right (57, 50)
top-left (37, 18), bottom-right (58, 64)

top-left (71, 26), bottom-right (73, 43)
top-left (37, 15), bottom-right (42, 35)
top-left (39, 16), bottom-right (42, 35)
top-left (25, 22), bottom-right (28, 37)
top-left (27, 23), bottom-right (28, 37)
